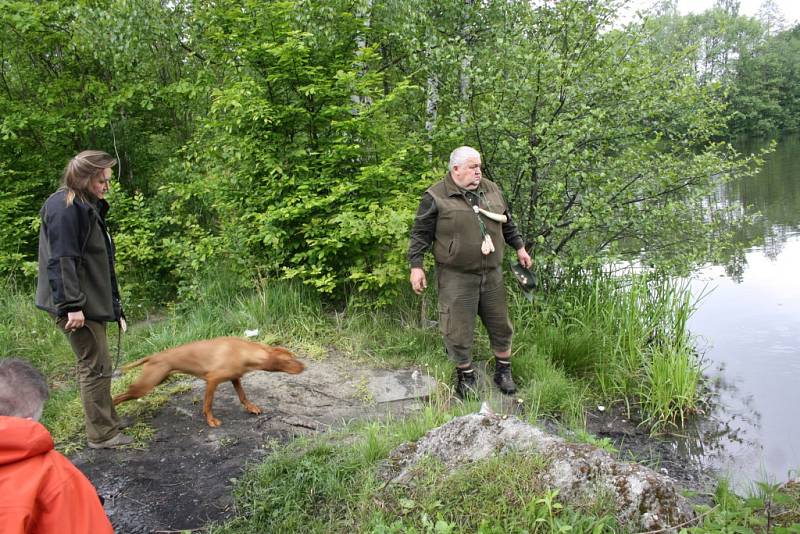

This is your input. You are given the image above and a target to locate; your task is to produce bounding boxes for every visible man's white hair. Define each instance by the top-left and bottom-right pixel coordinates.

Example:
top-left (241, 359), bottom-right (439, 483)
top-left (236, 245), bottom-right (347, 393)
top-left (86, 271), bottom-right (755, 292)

top-left (449, 146), bottom-right (481, 171)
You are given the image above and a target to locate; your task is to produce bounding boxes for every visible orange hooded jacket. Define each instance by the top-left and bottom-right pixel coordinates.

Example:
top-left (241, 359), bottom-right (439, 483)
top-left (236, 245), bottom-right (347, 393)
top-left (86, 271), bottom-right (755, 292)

top-left (0, 416), bottom-right (113, 533)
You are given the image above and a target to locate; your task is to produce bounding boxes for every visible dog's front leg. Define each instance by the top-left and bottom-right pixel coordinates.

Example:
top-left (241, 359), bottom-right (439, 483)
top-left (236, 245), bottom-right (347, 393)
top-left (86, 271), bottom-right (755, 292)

top-left (203, 379), bottom-right (223, 427)
top-left (232, 378), bottom-right (261, 415)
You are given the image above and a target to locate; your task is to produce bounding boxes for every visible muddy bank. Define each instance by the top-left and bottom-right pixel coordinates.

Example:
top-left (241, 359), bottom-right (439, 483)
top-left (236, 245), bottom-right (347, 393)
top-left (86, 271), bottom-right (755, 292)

top-left (583, 403), bottom-right (717, 500)
top-left (71, 353), bottom-right (437, 533)
top-left (70, 354), bottom-right (714, 533)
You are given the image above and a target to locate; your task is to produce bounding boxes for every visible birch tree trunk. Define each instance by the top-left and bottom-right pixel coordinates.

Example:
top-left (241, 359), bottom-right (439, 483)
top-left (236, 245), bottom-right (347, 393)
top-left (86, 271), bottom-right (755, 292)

top-left (460, 0), bottom-right (474, 125)
top-left (352, 0), bottom-right (374, 108)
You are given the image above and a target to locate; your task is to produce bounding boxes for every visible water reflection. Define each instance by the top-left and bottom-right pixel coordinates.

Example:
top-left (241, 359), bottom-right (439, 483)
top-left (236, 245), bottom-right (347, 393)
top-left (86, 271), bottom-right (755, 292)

top-left (675, 136), bottom-right (800, 490)
top-left (734, 136), bottom-right (800, 233)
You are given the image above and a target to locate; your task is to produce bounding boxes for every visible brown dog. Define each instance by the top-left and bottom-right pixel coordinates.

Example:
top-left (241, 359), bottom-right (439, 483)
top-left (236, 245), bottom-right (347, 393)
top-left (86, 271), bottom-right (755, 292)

top-left (113, 337), bottom-right (304, 427)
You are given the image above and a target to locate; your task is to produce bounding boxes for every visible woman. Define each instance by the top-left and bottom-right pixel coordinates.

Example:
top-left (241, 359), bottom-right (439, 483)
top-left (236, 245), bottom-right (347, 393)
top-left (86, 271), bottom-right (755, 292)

top-left (35, 150), bottom-right (132, 449)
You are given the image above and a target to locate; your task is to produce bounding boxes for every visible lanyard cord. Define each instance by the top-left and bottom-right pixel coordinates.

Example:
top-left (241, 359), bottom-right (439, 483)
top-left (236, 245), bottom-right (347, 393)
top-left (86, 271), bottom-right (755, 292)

top-left (113, 321), bottom-right (123, 374)
top-left (463, 190), bottom-right (488, 237)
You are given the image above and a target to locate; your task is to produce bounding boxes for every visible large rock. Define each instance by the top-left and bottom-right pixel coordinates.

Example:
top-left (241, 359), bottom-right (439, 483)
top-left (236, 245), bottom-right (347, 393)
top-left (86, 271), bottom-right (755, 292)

top-left (381, 407), bottom-right (695, 532)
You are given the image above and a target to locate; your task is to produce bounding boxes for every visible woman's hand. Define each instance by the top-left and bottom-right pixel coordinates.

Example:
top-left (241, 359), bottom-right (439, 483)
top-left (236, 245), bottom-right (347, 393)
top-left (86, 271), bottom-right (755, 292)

top-left (65, 310), bottom-right (85, 332)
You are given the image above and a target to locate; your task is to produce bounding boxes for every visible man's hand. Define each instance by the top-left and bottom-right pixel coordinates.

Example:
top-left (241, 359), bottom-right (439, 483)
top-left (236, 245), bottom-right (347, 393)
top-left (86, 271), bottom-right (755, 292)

top-left (65, 310), bottom-right (85, 332)
top-left (517, 247), bottom-right (532, 269)
top-left (410, 267), bottom-right (427, 295)
top-left (120, 317), bottom-right (128, 333)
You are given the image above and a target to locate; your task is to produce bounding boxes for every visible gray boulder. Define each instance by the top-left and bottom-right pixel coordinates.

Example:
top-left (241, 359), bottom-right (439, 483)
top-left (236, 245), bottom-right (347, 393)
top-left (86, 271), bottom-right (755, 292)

top-left (381, 408), bottom-right (695, 532)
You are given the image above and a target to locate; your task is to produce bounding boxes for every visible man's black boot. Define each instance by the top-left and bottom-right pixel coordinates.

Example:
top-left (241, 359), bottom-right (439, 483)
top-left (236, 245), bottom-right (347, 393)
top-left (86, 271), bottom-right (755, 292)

top-left (455, 367), bottom-right (478, 399)
top-left (493, 359), bottom-right (517, 395)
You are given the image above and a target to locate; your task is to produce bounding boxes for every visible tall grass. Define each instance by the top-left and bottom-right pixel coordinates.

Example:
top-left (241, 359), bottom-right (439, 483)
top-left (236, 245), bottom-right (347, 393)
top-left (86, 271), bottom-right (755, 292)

top-left (640, 345), bottom-right (703, 430)
top-left (0, 274), bottom-right (332, 445)
top-left (510, 270), bottom-right (704, 432)
top-left (0, 276), bottom-right (77, 380)
top-left (5, 272), bottom-right (793, 532)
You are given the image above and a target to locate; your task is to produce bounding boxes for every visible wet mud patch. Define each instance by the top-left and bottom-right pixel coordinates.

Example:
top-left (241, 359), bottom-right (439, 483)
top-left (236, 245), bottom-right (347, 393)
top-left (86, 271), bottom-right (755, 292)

top-left (583, 403), bottom-right (717, 501)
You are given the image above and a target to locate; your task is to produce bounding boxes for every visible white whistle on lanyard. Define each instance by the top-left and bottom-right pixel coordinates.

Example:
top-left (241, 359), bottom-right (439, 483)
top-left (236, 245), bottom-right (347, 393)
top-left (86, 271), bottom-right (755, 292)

top-left (473, 205), bottom-right (508, 223)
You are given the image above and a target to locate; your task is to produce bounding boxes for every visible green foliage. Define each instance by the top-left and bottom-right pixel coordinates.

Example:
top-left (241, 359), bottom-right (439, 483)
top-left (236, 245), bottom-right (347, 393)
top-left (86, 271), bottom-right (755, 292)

top-left (0, 276), bottom-right (74, 379)
top-left (1, 0), bottom-right (765, 306)
top-left (0, 0), bottom-right (199, 305)
top-left (142, 0), bottom-right (433, 298)
top-left (645, 3), bottom-right (800, 137)
top-left (385, 0), bottom-right (757, 279)
top-left (689, 479), bottom-right (800, 532)
top-left (729, 25), bottom-right (800, 136)
top-left (108, 189), bottom-right (177, 312)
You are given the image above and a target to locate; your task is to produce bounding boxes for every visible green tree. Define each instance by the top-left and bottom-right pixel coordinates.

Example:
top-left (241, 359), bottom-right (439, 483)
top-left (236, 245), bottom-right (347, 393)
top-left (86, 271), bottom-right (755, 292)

top-left (1, 0), bottom-right (762, 304)
top-left (729, 25), bottom-right (800, 135)
top-left (161, 0), bottom-right (429, 298)
top-left (0, 0), bottom-right (196, 284)
top-left (381, 0), bottom-right (756, 280)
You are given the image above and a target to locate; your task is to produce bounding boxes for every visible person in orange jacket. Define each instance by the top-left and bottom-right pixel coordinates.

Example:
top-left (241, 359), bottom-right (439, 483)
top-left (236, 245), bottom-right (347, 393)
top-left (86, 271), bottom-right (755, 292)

top-left (0, 358), bottom-right (114, 533)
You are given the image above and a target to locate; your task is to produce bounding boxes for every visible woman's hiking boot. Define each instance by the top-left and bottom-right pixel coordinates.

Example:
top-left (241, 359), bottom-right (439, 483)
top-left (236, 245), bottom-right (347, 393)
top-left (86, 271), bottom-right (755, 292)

top-left (88, 432), bottom-right (133, 449)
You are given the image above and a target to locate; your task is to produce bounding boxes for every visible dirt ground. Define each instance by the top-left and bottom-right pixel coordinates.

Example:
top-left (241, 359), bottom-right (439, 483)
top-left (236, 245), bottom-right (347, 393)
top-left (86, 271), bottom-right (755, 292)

top-left (70, 354), bottom-right (715, 534)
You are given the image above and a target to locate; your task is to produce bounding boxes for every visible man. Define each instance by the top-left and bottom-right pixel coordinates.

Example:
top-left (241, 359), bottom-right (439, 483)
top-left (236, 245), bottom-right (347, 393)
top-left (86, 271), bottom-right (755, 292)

top-left (0, 358), bottom-right (114, 533)
top-left (408, 146), bottom-right (532, 398)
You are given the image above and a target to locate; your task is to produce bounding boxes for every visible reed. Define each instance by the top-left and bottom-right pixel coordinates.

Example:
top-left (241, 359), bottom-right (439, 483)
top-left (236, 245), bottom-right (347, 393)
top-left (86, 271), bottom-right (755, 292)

top-left (509, 270), bottom-right (704, 432)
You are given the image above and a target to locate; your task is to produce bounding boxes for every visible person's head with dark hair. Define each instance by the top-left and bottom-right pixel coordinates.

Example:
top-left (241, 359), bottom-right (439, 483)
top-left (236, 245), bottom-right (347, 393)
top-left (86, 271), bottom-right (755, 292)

top-left (0, 358), bottom-right (49, 421)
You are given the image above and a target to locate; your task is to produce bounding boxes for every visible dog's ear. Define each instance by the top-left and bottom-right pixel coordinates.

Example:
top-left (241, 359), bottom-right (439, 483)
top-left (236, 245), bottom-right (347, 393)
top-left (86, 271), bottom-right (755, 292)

top-left (267, 346), bottom-right (292, 357)
top-left (264, 346), bottom-right (304, 374)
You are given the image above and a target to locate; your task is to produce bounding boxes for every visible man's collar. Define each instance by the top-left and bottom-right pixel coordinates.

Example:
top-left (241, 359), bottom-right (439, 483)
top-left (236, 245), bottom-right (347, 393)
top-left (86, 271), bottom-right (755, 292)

top-left (443, 171), bottom-right (485, 197)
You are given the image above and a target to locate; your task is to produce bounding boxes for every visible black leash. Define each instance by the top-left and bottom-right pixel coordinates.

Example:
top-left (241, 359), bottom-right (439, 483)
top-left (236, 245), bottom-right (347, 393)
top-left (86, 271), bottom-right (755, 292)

top-left (112, 320), bottom-right (124, 375)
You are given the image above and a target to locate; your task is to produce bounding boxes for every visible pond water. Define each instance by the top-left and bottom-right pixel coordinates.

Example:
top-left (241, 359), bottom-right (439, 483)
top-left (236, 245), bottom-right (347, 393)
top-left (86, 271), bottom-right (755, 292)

top-left (684, 135), bottom-right (800, 490)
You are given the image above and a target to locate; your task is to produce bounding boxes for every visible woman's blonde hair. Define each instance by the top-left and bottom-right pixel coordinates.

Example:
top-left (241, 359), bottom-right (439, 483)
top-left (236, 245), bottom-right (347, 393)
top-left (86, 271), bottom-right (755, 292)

top-left (61, 150), bottom-right (117, 206)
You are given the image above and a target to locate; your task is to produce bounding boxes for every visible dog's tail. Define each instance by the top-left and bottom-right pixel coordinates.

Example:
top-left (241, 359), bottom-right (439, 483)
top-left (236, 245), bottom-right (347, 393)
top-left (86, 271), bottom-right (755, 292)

top-left (121, 356), bottom-right (151, 372)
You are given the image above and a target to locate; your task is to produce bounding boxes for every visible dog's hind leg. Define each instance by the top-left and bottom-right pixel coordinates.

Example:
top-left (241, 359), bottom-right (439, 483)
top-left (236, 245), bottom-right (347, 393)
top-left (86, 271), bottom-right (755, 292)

top-left (113, 362), bottom-right (172, 405)
top-left (232, 378), bottom-right (262, 415)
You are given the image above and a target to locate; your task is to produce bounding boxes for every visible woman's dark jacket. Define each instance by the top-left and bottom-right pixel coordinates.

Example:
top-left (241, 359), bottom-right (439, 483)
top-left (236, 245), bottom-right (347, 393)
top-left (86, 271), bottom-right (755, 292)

top-left (35, 189), bottom-right (122, 322)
